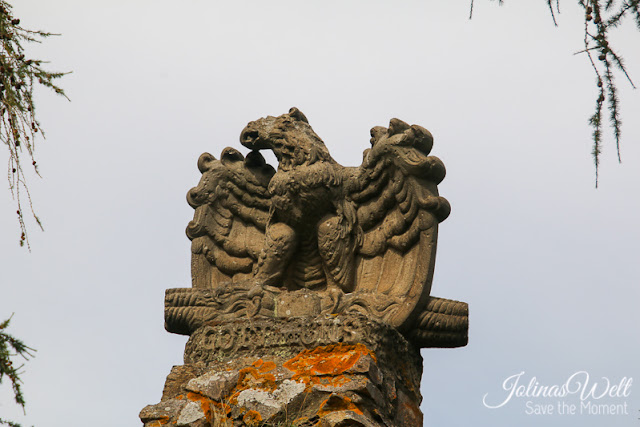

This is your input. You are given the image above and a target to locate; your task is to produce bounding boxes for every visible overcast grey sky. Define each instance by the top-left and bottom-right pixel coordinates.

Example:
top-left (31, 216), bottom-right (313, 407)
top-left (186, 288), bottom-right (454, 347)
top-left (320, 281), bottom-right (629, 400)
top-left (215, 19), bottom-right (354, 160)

top-left (1, 1), bottom-right (639, 426)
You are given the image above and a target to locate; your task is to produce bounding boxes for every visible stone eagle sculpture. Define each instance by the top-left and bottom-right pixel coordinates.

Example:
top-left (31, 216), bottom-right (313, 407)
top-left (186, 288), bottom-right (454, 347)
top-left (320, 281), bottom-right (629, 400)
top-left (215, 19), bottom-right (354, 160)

top-left (165, 108), bottom-right (468, 348)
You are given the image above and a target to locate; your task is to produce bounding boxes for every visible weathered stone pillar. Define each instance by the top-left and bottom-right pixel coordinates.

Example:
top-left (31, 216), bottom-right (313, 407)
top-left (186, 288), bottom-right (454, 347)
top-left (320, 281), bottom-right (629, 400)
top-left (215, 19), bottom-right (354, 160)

top-left (140, 315), bottom-right (423, 426)
top-left (140, 109), bottom-right (469, 426)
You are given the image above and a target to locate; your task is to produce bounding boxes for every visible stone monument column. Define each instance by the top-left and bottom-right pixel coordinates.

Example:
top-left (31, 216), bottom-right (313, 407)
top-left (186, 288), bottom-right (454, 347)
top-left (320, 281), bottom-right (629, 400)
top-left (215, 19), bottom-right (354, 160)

top-left (140, 109), bottom-right (468, 426)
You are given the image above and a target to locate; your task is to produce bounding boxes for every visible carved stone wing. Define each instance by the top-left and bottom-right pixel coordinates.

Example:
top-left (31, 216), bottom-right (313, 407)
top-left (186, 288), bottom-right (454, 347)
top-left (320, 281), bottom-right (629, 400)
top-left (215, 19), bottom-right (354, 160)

top-left (186, 148), bottom-right (275, 289)
top-left (346, 119), bottom-right (451, 331)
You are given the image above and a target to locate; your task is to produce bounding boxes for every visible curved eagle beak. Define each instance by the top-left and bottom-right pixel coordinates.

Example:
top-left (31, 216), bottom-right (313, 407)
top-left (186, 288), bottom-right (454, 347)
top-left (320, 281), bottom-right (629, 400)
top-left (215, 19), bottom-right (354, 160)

top-left (240, 117), bottom-right (276, 150)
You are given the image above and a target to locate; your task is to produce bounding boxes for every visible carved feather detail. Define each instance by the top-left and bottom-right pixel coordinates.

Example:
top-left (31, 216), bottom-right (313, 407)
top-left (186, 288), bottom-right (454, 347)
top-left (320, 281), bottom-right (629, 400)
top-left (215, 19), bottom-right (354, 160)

top-left (184, 110), bottom-right (454, 332)
top-left (187, 150), bottom-right (274, 287)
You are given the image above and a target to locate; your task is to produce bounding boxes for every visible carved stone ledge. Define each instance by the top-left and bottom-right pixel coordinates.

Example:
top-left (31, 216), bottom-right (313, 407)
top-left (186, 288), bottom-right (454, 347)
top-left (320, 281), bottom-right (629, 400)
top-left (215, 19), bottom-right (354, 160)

top-left (141, 314), bottom-right (424, 426)
top-left (165, 287), bottom-right (468, 349)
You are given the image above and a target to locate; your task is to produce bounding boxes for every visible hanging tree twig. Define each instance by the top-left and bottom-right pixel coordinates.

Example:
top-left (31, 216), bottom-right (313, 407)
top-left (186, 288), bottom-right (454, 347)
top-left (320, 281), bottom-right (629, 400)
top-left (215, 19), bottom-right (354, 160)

top-left (470, 0), bottom-right (639, 186)
top-left (1, 0), bottom-right (68, 248)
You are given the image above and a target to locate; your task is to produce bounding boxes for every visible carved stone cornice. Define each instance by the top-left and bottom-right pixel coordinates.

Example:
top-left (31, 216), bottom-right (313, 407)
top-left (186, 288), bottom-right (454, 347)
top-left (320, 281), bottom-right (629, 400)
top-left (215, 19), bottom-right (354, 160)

top-left (165, 286), bottom-right (468, 349)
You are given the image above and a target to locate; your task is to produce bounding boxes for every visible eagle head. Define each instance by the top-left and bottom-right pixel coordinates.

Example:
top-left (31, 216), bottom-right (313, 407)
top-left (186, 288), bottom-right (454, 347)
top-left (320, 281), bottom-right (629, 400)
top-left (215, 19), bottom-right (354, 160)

top-left (240, 107), bottom-right (332, 171)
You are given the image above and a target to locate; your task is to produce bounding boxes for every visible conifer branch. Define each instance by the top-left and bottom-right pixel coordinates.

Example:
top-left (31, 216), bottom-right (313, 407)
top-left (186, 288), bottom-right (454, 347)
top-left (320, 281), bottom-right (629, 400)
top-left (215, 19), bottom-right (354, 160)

top-left (1, 314), bottom-right (36, 427)
top-left (469, 0), bottom-right (504, 20)
top-left (579, 0), bottom-right (636, 181)
top-left (1, 0), bottom-right (68, 249)
top-left (583, 9), bottom-right (606, 186)
top-left (573, 46), bottom-right (601, 54)
top-left (470, 0), bottom-right (637, 185)
top-left (548, 0), bottom-right (560, 25)
top-left (606, 0), bottom-right (637, 27)
top-left (607, 46), bottom-right (635, 87)
top-left (604, 60), bottom-right (622, 161)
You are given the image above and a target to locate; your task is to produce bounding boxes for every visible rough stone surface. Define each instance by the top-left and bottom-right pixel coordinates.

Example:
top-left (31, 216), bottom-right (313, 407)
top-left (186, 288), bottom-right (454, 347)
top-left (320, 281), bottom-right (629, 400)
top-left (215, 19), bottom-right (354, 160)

top-left (140, 315), bottom-right (423, 426)
top-left (186, 371), bottom-right (239, 401)
top-left (140, 398), bottom-right (186, 425)
top-left (319, 411), bottom-right (379, 427)
top-left (236, 379), bottom-right (306, 420)
top-left (176, 401), bottom-right (206, 425)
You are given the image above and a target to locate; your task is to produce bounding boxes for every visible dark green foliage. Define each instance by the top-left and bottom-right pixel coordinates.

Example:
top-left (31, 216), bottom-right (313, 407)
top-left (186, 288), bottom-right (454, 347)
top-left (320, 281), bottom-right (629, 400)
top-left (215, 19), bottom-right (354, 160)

top-left (0, 315), bottom-right (35, 427)
top-left (471, 0), bottom-right (639, 186)
top-left (1, 0), bottom-right (67, 248)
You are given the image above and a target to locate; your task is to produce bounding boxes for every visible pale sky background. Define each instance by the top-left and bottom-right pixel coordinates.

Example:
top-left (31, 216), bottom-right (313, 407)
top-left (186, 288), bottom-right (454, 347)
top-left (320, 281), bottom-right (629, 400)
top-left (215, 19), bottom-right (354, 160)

top-left (1, 1), bottom-right (639, 426)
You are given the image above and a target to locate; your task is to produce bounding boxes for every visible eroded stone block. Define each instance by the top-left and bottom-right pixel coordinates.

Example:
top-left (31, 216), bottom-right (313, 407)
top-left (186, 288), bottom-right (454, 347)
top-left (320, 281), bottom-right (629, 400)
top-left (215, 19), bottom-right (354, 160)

top-left (141, 315), bottom-right (423, 426)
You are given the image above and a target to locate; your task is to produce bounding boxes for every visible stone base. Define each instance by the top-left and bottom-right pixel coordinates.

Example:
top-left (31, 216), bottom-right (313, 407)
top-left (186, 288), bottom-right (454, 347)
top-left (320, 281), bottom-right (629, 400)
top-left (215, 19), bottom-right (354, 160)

top-left (140, 314), bottom-right (423, 426)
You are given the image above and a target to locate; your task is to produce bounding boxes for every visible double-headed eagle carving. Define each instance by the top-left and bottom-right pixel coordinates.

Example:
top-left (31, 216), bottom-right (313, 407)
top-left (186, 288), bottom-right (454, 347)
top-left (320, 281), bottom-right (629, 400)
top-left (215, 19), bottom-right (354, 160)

top-left (166, 108), bottom-right (468, 348)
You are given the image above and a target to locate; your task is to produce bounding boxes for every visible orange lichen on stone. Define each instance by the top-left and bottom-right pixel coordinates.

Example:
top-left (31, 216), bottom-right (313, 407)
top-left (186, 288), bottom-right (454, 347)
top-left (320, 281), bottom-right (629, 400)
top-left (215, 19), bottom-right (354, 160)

top-left (227, 362), bottom-right (278, 404)
top-left (242, 409), bottom-right (263, 426)
top-left (146, 418), bottom-right (169, 426)
top-left (283, 343), bottom-right (374, 388)
top-left (210, 400), bottom-right (233, 424)
top-left (252, 358), bottom-right (277, 373)
top-left (237, 367), bottom-right (277, 391)
top-left (186, 391), bottom-right (213, 420)
top-left (317, 394), bottom-right (364, 416)
top-left (311, 373), bottom-right (351, 388)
